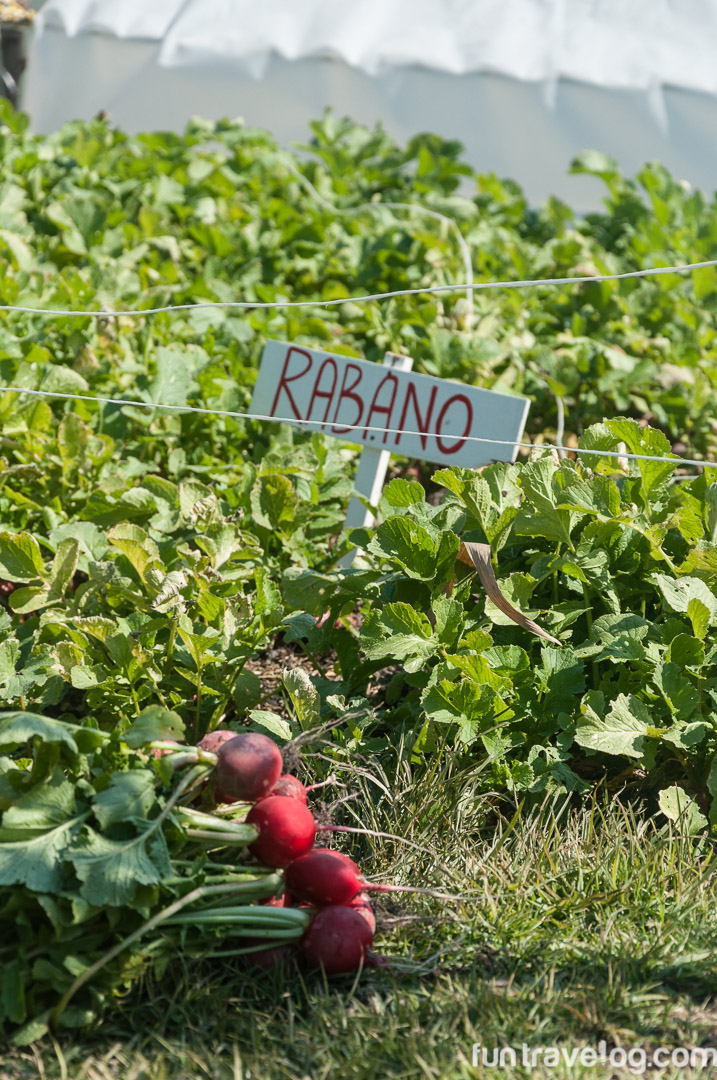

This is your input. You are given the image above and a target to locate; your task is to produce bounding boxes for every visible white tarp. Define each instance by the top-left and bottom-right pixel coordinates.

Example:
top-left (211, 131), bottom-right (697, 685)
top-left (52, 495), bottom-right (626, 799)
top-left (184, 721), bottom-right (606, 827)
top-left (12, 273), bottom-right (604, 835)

top-left (22, 0), bottom-right (717, 208)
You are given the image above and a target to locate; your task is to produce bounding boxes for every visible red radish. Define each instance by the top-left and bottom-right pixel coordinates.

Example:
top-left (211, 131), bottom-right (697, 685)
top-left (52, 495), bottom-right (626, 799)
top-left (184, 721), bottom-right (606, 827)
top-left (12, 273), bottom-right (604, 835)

top-left (310, 847), bottom-right (360, 872)
top-left (301, 906), bottom-right (373, 975)
top-left (285, 849), bottom-right (459, 906)
top-left (261, 892), bottom-right (292, 908)
top-left (285, 850), bottom-right (362, 906)
top-left (247, 796), bottom-right (316, 868)
top-left (349, 892), bottom-right (376, 934)
top-left (261, 775), bottom-right (307, 803)
top-left (198, 729), bottom-right (238, 754)
top-left (215, 732), bottom-right (282, 802)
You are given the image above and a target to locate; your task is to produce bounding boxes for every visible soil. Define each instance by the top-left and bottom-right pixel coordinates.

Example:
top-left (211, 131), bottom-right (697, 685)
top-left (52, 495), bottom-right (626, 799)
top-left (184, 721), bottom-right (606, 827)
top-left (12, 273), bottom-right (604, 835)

top-left (243, 636), bottom-right (399, 714)
top-left (244, 640), bottom-right (341, 712)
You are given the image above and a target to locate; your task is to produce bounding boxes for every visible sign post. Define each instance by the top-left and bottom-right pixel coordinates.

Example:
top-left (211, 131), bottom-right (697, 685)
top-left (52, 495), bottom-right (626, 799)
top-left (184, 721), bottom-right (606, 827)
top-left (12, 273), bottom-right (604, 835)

top-left (249, 339), bottom-right (530, 561)
top-left (342, 352), bottom-right (414, 533)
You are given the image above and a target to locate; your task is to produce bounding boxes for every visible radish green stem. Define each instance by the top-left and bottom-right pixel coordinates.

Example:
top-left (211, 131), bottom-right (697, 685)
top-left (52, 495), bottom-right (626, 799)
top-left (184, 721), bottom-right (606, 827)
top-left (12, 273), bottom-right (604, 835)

top-left (176, 807), bottom-right (251, 832)
top-left (177, 769), bottom-right (211, 804)
top-left (181, 912), bottom-right (304, 925)
top-left (51, 875), bottom-right (283, 1026)
top-left (165, 751), bottom-right (201, 768)
top-left (167, 908), bottom-right (309, 928)
top-left (172, 859), bottom-right (273, 873)
top-left (162, 874), bottom-right (263, 887)
top-left (184, 829), bottom-right (256, 843)
top-left (148, 746), bottom-right (218, 769)
top-left (179, 926), bottom-right (303, 939)
top-left (194, 893), bottom-right (283, 912)
top-left (212, 802), bottom-right (253, 818)
top-left (296, 640), bottom-right (328, 678)
top-left (182, 906), bottom-right (307, 923)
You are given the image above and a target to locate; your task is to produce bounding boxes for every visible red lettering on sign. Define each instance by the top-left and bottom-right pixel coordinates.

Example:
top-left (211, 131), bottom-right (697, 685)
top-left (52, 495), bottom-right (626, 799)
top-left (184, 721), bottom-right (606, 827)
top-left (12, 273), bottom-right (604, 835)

top-left (395, 382), bottom-right (438, 450)
top-left (306, 358), bottom-right (338, 426)
top-left (331, 363), bottom-right (365, 435)
top-left (270, 346), bottom-right (313, 419)
top-left (363, 374), bottom-right (399, 444)
top-left (435, 394), bottom-right (473, 455)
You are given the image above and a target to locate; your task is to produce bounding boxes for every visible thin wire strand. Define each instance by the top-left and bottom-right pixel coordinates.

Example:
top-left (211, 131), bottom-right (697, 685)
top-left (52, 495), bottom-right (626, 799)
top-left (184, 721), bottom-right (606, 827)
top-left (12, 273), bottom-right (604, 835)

top-left (0, 259), bottom-right (715, 319)
top-left (1, 385), bottom-right (712, 470)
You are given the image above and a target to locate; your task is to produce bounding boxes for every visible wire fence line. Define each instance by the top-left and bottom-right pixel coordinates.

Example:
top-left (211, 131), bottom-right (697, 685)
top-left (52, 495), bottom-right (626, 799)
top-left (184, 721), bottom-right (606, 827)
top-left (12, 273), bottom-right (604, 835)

top-left (1, 385), bottom-right (713, 471)
top-left (0, 258), bottom-right (716, 319)
top-left (1, 256), bottom-right (715, 471)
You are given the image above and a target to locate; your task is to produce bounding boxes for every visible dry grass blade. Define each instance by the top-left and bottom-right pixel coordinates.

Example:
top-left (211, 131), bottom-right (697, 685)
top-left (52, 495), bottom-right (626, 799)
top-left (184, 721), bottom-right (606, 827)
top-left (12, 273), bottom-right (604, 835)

top-left (458, 540), bottom-right (561, 646)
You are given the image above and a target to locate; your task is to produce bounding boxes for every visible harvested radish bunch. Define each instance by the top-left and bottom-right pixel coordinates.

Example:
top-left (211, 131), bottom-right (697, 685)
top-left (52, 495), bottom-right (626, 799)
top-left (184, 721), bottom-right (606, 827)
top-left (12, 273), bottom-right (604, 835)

top-left (215, 732), bottom-right (282, 801)
top-left (247, 795), bottom-right (316, 867)
top-left (0, 711), bottom-right (327, 1036)
top-left (301, 906), bottom-right (374, 974)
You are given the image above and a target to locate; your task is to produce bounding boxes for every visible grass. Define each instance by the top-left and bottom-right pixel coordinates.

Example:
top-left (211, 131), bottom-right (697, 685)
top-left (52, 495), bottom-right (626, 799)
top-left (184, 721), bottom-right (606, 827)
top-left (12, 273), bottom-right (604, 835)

top-left (4, 751), bottom-right (717, 1080)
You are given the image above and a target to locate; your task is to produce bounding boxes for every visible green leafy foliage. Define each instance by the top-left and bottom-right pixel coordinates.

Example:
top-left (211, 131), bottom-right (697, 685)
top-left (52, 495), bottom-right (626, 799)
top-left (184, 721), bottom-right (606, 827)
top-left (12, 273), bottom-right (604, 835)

top-left (2, 109), bottom-right (717, 832)
top-left (298, 434), bottom-right (717, 814)
top-left (0, 711), bottom-right (282, 1042)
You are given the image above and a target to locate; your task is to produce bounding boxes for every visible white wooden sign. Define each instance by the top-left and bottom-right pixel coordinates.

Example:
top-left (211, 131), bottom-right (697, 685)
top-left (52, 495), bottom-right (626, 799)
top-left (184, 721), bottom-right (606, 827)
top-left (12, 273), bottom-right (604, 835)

top-left (250, 340), bottom-right (530, 556)
top-left (251, 340), bottom-right (529, 467)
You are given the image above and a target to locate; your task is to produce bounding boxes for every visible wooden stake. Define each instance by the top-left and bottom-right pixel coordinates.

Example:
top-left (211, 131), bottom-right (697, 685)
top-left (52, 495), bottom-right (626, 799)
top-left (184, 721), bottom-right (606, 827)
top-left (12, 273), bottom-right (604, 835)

top-left (339, 352), bottom-right (414, 567)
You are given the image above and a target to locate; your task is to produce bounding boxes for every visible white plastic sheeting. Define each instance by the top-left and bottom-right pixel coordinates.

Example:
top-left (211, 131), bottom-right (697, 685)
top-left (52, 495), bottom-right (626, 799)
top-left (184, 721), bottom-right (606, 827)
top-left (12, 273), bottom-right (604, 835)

top-left (22, 0), bottom-right (717, 208)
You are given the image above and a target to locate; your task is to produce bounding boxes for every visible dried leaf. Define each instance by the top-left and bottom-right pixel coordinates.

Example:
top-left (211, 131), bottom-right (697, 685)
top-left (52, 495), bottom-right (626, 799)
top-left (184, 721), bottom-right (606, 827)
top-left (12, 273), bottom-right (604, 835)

top-left (458, 541), bottom-right (561, 646)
